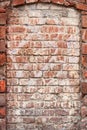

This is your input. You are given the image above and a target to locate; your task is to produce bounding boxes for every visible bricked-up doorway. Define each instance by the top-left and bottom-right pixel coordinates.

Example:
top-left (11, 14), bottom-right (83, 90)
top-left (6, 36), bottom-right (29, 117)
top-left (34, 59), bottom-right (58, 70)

top-left (7, 3), bottom-right (81, 130)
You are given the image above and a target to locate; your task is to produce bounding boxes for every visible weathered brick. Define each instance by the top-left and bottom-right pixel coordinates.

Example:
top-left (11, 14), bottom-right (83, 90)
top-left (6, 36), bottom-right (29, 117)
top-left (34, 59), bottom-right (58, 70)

top-left (23, 117), bottom-right (35, 123)
top-left (0, 94), bottom-right (6, 106)
top-left (82, 15), bottom-right (87, 27)
top-left (39, 0), bottom-right (51, 2)
top-left (0, 119), bottom-right (6, 130)
top-left (80, 0), bottom-right (86, 2)
top-left (0, 53), bottom-right (6, 66)
top-left (0, 66), bottom-right (6, 78)
top-left (68, 71), bottom-right (79, 78)
top-left (83, 95), bottom-right (87, 105)
top-left (26, 0), bottom-right (38, 3)
top-left (0, 8), bottom-right (6, 13)
top-left (83, 70), bottom-right (87, 78)
top-left (80, 118), bottom-right (87, 130)
top-left (0, 40), bottom-right (6, 52)
top-left (7, 78), bottom-right (18, 86)
top-left (82, 44), bottom-right (87, 54)
top-left (0, 27), bottom-right (6, 39)
top-left (82, 55), bottom-right (87, 67)
top-left (81, 106), bottom-right (87, 117)
top-left (7, 26), bottom-right (27, 33)
top-left (81, 11), bottom-right (87, 15)
top-left (76, 3), bottom-right (87, 11)
top-left (0, 13), bottom-right (6, 25)
top-left (0, 80), bottom-right (6, 92)
top-left (81, 82), bottom-right (87, 94)
top-left (6, 3), bottom-right (81, 130)
top-left (82, 29), bottom-right (87, 42)
top-left (12, 0), bottom-right (25, 6)
top-left (0, 0), bottom-right (87, 130)
top-left (42, 125), bottom-right (55, 130)
top-left (0, 107), bottom-right (6, 117)
top-left (52, 0), bottom-right (65, 4)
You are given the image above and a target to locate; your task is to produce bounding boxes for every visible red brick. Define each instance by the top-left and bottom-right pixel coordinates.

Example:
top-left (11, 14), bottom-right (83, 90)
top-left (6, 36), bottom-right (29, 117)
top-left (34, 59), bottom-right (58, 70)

top-left (0, 13), bottom-right (6, 25)
top-left (81, 82), bottom-right (87, 94)
top-left (83, 71), bottom-right (87, 78)
top-left (57, 42), bottom-right (67, 48)
top-left (0, 26), bottom-right (6, 39)
top-left (0, 53), bottom-right (6, 66)
top-left (63, 0), bottom-right (76, 6)
top-left (82, 29), bottom-right (87, 42)
top-left (0, 40), bottom-right (6, 52)
top-left (82, 11), bottom-right (87, 15)
top-left (0, 80), bottom-right (6, 92)
top-left (5, 3), bottom-right (82, 129)
top-left (52, 0), bottom-right (65, 4)
top-left (0, 107), bottom-right (6, 117)
top-left (0, 94), bottom-right (6, 106)
top-left (82, 44), bottom-right (87, 54)
top-left (76, 3), bottom-right (87, 11)
top-left (12, 0), bottom-right (25, 6)
top-left (43, 71), bottom-right (57, 78)
top-left (82, 55), bottom-right (87, 67)
top-left (81, 106), bottom-right (87, 117)
top-left (82, 15), bottom-right (87, 27)
top-left (7, 26), bottom-right (27, 33)
top-left (0, 8), bottom-right (6, 13)
top-left (39, 0), bottom-right (51, 2)
top-left (26, 0), bottom-right (38, 3)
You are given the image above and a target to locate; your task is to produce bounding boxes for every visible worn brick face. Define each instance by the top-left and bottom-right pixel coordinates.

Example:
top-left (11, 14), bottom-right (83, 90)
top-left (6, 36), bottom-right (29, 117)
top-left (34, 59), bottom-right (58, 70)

top-left (82, 44), bottom-right (87, 54)
top-left (0, 107), bottom-right (6, 117)
top-left (0, 94), bottom-right (6, 106)
top-left (82, 15), bottom-right (87, 27)
top-left (0, 13), bottom-right (6, 25)
top-left (82, 82), bottom-right (87, 94)
top-left (0, 53), bottom-right (6, 66)
top-left (82, 29), bottom-right (87, 42)
top-left (0, 0), bottom-right (87, 129)
top-left (0, 26), bottom-right (6, 39)
top-left (0, 80), bottom-right (6, 92)
top-left (0, 40), bottom-right (6, 52)
top-left (0, 8), bottom-right (6, 13)
top-left (7, 4), bottom-right (81, 130)
top-left (12, 0), bottom-right (25, 6)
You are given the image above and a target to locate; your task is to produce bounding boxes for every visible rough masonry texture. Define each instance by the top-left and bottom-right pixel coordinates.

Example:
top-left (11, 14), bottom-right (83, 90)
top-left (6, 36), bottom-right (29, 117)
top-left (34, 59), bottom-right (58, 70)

top-left (7, 3), bottom-right (81, 130)
top-left (0, 0), bottom-right (87, 130)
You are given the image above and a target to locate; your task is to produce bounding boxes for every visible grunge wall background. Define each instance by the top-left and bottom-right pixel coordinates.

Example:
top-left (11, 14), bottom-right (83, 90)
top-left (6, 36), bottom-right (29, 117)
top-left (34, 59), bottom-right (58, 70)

top-left (0, 0), bottom-right (87, 130)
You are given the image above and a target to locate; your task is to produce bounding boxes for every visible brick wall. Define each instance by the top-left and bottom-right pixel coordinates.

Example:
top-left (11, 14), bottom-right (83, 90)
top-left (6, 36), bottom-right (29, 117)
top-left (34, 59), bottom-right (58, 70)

top-left (7, 3), bottom-right (81, 130)
top-left (0, 0), bottom-right (87, 130)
